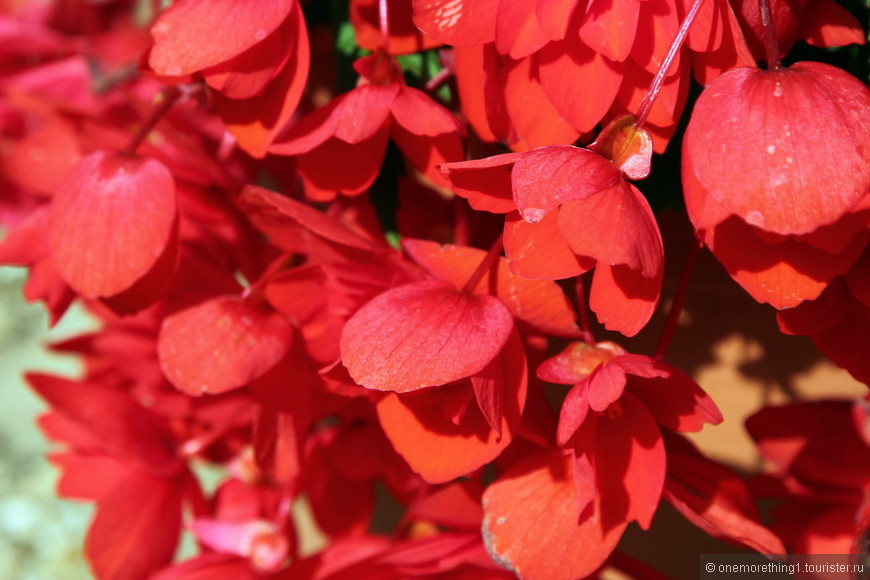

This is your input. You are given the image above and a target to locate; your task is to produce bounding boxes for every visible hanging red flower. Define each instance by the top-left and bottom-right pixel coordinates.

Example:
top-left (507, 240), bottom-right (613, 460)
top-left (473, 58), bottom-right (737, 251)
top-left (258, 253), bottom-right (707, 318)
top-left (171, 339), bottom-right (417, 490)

top-left (683, 60), bottom-right (870, 308)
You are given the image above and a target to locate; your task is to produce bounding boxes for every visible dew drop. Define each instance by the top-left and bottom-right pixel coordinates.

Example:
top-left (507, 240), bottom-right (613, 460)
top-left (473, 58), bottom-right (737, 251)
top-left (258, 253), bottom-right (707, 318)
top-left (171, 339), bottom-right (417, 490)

top-left (765, 144), bottom-right (776, 155)
top-left (773, 83), bottom-right (783, 97)
top-left (254, 29), bottom-right (268, 41)
top-left (522, 208), bottom-right (545, 223)
top-left (785, 156), bottom-right (794, 165)
top-left (746, 211), bottom-right (765, 227)
top-left (496, 516), bottom-right (507, 525)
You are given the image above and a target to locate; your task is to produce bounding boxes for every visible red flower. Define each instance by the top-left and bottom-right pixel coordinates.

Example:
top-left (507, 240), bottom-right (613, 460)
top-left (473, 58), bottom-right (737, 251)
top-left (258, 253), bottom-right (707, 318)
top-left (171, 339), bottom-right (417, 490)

top-left (48, 150), bottom-right (179, 307)
top-left (269, 54), bottom-right (463, 201)
top-left (747, 400), bottom-right (870, 554)
top-left (442, 144), bottom-right (663, 336)
top-left (28, 373), bottom-right (190, 580)
top-left (146, 0), bottom-right (310, 157)
top-left (683, 61), bottom-right (870, 308)
top-left (481, 341), bottom-right (721, 579)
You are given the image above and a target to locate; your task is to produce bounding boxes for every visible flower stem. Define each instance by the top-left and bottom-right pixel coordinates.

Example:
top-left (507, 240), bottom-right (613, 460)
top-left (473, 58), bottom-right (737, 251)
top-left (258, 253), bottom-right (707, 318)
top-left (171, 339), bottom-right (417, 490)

top-left (243, 252), bottom-right (296, 304)
top-left (123, 86), bottom-right (182, 156)
top-left (575, 276), bottom-right (596, 345)
top-left (379, 0), bottom-right (390, 52)
top-left (462, 233), bottom-right (504, 293)
top-left (653, 238), bottom-right (701, 360)
top-left (758, 0), bottom-right (782, 69)
top-left (635, 0), bottom-right (707, 129)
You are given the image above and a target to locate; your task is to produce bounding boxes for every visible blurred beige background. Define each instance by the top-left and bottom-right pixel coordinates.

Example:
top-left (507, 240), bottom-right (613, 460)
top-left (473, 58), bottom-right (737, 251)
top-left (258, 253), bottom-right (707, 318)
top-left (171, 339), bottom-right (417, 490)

top-left (0, 267), bottom-right (92, 579)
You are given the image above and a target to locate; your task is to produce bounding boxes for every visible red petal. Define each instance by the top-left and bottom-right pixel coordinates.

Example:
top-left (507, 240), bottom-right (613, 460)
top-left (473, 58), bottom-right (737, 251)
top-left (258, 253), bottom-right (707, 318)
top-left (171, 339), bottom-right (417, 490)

top-left (440, 153), bottom-right (522, 214)
top-left (578, 0), bottom-right (641, 62)
top-left (376, 329), bottom-right (527, 483)
top-left (809, 306), bottom-right (870, 385)
top-left (297, 127), bottom-right (391, 199)
top-left (482, 449), bottom-right (627, 580)
top-left (412, 0), bottom-right (498, 46)
top-left (746, 401), bottom-right (870, 490)
top-left (495, 0), bottom-right (550, 59)
top-left (538, 37), bottom-right (624, 134)
top-left (776, 278), bottom-right (853, 336)
top-left (86, 470), bottom-right (183, 580)
top-left (682, 62), bottom-right (870, 236)
top-left (401, 239), bottom-right (581, 337)
top-left (390, 87), bottom-right (464, 187)
top-left (664, 433), bottom-right (786, 554)
top-left (150, 554), bottom-right (259, 580)
top-left (557, 378), bottom-right (592, 445)
top-left (679, 0), bottom-right (723, 52)
top-left (511, 145), bottom-right (623, 222)
top-left (48, 453), bottom-right (127, 501)
top-left (557, 182), bottom-right (662, 277)
top-left (202, 18), bottom-right (294, 99)
top-left (277, 84), bottom-right (399, 154)
top-left (251, 349), bottom-right (315, 484)
top-left (472, 353), bottom-right (506, 436)
top-left (210, 5), bottom-right (309, 157)
top-left (501, 54), bottom-right (581, 149)
top-left (409, 480), bottom-right (485, 530)
top-left (158, 295), bottom-right (294, 396)
top-left (686, 0), bottom-right (756, 86)
top-left (148, 0), bottom-right (293, 75)
top-left (704, 214), bottom-right (868, 309)
top-left (238, 185), bottom-right (380, 252)
top-left (591, 392), bottom-right (666, 530)
top-left (620, 356), bottom-right (723, 432)
top-left (629, 0), bottom-right (680, 75)
top-left (452, 44), bottom-right (503, 143)
top-left (803, 0), bottom-right (866, 48)
top-left (535, 0), bottom-right (583, 40)
top-left (504, 210), bottom-right (595, 279)
top-left (341, 280), bottom-right (514, 392)
top-left (48, 151), bottom-right (176, 298)
top-left (588, 262), bottom-right (661, 336)
top-left (27, 373), bottom-right (180, 477)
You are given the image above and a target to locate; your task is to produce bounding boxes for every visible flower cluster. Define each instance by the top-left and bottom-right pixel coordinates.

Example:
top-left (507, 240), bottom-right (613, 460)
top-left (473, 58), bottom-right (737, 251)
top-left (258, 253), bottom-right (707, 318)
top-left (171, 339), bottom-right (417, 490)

top-left (0, 0), bottom-right (867, 579)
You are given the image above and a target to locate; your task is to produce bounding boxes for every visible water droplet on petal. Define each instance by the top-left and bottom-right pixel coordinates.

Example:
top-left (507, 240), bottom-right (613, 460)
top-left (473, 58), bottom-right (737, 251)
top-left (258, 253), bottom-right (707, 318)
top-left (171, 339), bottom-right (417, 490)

top-left (522, 208), bottom-right (545, 223)
top-left (746, 211), bottom-right (765, 227)
top-left (766, 144), bottom-right (776, 155)
top-left (254, 29), bottom-right (268, 41)
top-left (773, 83), bottom-right (783, 97)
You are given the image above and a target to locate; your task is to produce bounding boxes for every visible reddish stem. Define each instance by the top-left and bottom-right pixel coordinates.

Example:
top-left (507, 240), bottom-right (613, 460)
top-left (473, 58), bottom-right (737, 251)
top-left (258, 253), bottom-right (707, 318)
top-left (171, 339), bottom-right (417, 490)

top-left (575, 276), bottom-right (596, 345)
top-left (653, 238), bottom-right (701, 360)
top-left (634, 0), bottom-right (707, 129)
top-left (243, 252), bottom-right (296, 303)
top-left (424, 67), bottom-right (452, 93)
top-left (462, 233), bottom-right (504, 293)
top-left (378, 0), bottom-right (390, 52)
top-left (123, 86), bottom-right (182, 156)
top-left (758, 0), bottom-right (782, 69)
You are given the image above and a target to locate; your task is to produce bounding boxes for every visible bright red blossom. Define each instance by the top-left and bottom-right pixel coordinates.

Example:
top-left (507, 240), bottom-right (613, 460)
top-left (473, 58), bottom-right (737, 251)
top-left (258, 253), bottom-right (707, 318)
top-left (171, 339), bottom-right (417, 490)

top-left (683, 60), bottom-right (870, 308)
top-left (442, 144), bottom-right (664, 336)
